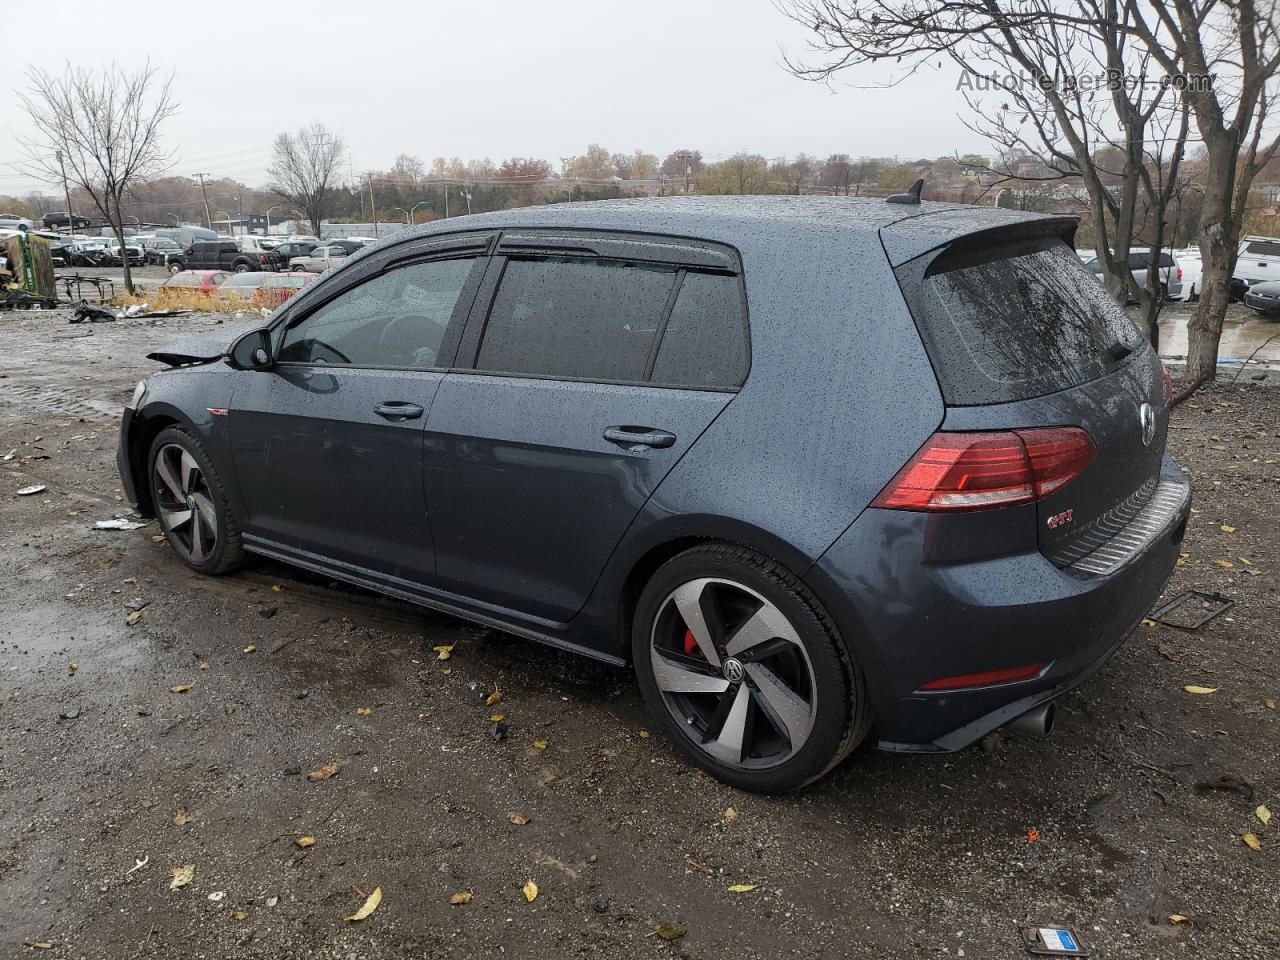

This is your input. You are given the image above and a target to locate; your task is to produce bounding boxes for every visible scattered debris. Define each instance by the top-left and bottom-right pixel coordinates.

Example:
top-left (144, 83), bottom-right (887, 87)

top-left (727, 883), bottom-right (758, 893)
top-left (1184, 685), bottom-right (1220, 695)
top-left (507, 812), bottom-right (530, 826)
top-left (257, 607), bottom-right (277, 619)
top-left (1195, 774), bottom-right (1255, 801)
top-left (356, 707), bottom-right (372, 717)
top-left (307, 761), bottom-right (339, 782)
top-left (532, 738), bottom-right (548, 750)
top-left (1257, 804), bottom-right (1272, 826)
top-left (169, 864), bottom-right (195, 890)
top-left (174, 808), bottom-right (194, 826)
top-left (489, 722), bottom-right (509, 742)
top-left (125, 855), bottom-right (149, 876)
top-left (448, 891), bottom-right (473, 905)
top-left (1242, 832), bottom-right (1262, 852)
top-left (71, 303), bottom-right (115, 324)
top-left (17, 484), bottom-right (46, 496)
top-left (652, 923), bottom-right (686, 941)
top-left (433, 643), bottom-right (454, 660)
top-left (344, 886), bottom-right (382, 922)
top-left (522, 880), bottom-right (539, 903)
top-left (295, 836), bottom-right (316, 849)
top-left (485, 686), bottom-right (503, 707)
top-left (1020, 925), bottom-right (1088, 956)
top-left (208, 890), bottom-right (225, 902)
top-left (169, 683), bottom-right (194, 694)
top-left (1149, 591), bottom-right (1234, 630)
top-left (59, 707), bottom-right (80, 720)
top-left (95, 518), bottom-right (146, 531)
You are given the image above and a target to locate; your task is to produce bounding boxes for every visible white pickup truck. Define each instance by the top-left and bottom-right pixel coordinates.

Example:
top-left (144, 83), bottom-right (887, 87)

top-left (1233, 235), bottom-right (1280, 290)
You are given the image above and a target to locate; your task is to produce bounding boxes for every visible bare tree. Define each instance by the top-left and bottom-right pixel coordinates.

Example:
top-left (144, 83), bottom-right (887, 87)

top-left (268, 124), bottom-right (345, 239)
top-left (778, 0), bottom-right (1280, 393)
top-left (18, 62), bottom-right (176, 294)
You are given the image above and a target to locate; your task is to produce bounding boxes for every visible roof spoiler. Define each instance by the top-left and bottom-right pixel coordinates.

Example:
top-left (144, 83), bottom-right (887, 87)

top-left (886, 179), bottom-right (924, 205)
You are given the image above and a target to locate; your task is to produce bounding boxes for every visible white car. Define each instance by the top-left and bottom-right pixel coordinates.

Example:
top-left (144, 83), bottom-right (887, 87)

top-left (0, 213), bottom-right (33, 232)
top-left (1232, 235), bottom-right (1280, 290)
top-left (288, 244), bottom-right (350, 273)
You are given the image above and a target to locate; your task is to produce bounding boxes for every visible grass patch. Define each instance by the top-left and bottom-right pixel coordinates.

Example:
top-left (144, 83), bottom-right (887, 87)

top-left (112, 288), bottom-right (260, 314)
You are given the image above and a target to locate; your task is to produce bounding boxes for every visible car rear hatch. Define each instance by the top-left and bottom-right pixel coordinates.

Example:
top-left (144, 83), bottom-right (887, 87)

top-left (885, 218), bottom-right (1178, 573)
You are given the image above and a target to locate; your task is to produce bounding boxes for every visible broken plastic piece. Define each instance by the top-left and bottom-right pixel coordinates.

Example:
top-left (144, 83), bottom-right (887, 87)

top-left (1021, 925), bottom-right (1089, 957)
top-left (1149, 590), bottom-right (1233, 630)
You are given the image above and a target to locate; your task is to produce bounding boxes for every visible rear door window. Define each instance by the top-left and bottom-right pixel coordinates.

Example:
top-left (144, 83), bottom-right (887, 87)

top-left (475, 257), bottom-right (678, 381)
top-left (1245, 240), bottom-right (1280, 257)
top-left (897, 237), bottom-right (1143, 405)
top-left (650, 272), bottom-right (748, 387)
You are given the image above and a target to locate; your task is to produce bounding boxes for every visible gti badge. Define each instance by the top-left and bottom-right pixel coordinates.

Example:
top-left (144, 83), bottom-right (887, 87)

top-left (1047, 508), bottom-right (1074, 530)
top-left (1139, 402), bottom-right (1156, 447)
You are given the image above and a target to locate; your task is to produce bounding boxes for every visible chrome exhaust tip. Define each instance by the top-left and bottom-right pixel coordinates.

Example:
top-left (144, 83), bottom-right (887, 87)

top-left (1008, 703), bottom-right (1056, 737)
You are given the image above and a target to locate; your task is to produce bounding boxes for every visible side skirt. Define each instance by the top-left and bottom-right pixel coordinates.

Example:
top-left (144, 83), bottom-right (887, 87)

top-left (241, 534), bottom-right (627, 668)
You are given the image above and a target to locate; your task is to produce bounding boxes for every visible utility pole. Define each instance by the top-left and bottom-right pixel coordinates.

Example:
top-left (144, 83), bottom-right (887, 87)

top-left (367, 176), bottom-right (378, 238)
top-left (443, 182), bottom-right (449, 219)
top-left (463, 190), bottom-right (472, 215)
top-left (55, 149), bottom-right (75, 234)
top-left (193, 173), bottom-right (213, 229)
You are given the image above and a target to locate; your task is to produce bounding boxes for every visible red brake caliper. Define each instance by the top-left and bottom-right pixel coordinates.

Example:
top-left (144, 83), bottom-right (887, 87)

top-left (683, 628), bottom-right (698, 657)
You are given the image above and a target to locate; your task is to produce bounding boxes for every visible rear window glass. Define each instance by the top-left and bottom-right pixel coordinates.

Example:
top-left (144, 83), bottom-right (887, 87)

top-left (651, 272), bottom-right (748, 387)
top-left (897, 237), bottom-right (1143, 405)
top-left (1245, 240), bottom-right (1280, 257)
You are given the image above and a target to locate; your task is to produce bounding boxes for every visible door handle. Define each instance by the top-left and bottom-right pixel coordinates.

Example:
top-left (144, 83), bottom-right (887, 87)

top-left (603, 426), bottom-right (676, 450)
top-left (374, 401), bottom-right (424, 421)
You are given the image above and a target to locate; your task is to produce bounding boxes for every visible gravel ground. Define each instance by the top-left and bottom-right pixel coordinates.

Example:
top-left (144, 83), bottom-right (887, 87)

top-left (1, 307), bottom-right (1277, 959)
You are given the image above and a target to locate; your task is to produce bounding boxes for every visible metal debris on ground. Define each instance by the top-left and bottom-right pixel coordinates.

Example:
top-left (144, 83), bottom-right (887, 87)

top-left (95, 518), bottom-right (147, 531)
top-left (1149, 590), bottom-right (1234, 630)
top-left (17, 484), bottom-right (47, 496)
top-left (71, 303), bottom-right (116, 324)
top-left (1021, 925), bottom-right (1089, 957)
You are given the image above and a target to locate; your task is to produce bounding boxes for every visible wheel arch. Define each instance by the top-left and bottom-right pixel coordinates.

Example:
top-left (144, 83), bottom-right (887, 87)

top-left (124, 403), bottom-right (200, 517)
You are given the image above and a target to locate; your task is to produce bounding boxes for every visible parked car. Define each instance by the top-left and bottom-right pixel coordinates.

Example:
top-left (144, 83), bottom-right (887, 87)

top-left (1242, 279), bottom-right (1280, 315)
top-left (140, 237), bottom-right (186, 267)
top-left (106, 239), bottom-right (145, 267)
top-left (1082, 248), bottom-right (1183, 299)
top-left (324, 238), bottom-right (370, 255)
top-left (1171, 247), bottom-right (1201, 301)
top-left (157, 270), bottom-right (229, 297)
top-left (1232, 235), bottom-right (1280, 291)
top-left (252, 272), bottom-right (315, 309)
top-left (288, 244), bottom-right (350, 273)
top-left (168, 240), bottom-right (285, 275)
top-left (67, 240), bottom-right (113, 268)
top-left (272, 240), bottom-right (318, 261)
top-left (0, 213), bottom-right (33, 232)
top-left (236, 235), bottom-right (284, 255)
top-left (41, 211), bottom-right (93, 230)
top-left (117, 196), bottom-right (1190, 792)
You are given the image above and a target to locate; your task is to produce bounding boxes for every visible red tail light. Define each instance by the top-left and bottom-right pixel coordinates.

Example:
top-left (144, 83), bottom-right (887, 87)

top-left (258, 254), bottom-right (266, 263)
top-left (873, 428), bottom-right (1096, 512)
top-left (1161, 363), bottom-right (1173, 403)
top-left (1176, 266), bottom-right (1183, 281)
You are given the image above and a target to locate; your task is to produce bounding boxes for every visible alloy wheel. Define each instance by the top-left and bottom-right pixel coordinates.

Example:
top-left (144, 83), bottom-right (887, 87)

top-left (152, 443), bottom-right (218, 564)
top-left (649, 577), bottom-right (817, 770)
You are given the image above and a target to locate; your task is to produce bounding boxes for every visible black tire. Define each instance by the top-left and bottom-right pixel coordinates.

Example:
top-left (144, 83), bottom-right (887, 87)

top-left (167, 261), bottom-right (183, 274)
top-left (147, 426), bottom-right (244, 575)
top-left (233, 262), bottom-right (251, 273)
top-left (632, 543), bottom-right (870, 792)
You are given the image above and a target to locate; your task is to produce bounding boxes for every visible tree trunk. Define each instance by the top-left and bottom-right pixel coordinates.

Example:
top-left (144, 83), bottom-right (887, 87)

top-left (1185, 142), bottom-right (1239, 383)
top-left (109, 199), bottom-right (134, 296)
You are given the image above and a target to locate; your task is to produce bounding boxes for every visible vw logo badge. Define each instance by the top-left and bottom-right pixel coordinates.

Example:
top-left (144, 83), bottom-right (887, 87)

top-left (1139, 402), bottom-right (1156, 447)
top-left (723, 658), bottom-right (746, 683)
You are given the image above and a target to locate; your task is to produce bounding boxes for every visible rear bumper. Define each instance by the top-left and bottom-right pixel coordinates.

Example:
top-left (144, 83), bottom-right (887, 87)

top-left (814, 455), bottom-right (1191, 752)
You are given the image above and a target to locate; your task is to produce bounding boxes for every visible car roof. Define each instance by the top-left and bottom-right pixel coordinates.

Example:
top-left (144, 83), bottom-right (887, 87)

top-left (351, 195), bottom-right (1067, 268)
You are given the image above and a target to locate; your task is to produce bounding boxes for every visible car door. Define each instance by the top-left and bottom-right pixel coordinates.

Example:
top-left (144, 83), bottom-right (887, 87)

top-left (228, 235), bottom-right (491, 586)
top-left (424, 233), bottom-right (748, 622)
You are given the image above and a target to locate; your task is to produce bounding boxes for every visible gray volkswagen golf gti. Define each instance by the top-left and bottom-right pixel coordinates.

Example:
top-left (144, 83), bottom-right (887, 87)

top-left (117, 195), bottom-right (1190, 792)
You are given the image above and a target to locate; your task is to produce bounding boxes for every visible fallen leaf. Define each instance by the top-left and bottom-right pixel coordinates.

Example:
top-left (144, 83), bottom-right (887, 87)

top-left (1026, 827), bottom-right (1041, 842)
top-left (489, 713), bottom-right (504, 722)
top-left (1184, 685), bottom-right (1219, 695)
top-left (532, 739), bottom-right (548, 750)
top-left (174, 807), bottom-right (194, 825)
top-left (169, 864), bottom-right (195, 890)
top-left (356, 707), bottom-right (372, 717)
top-left (1220, 524), bottom-right (1237, 533)
top-left (271, 584), bottom-right (284, 592)
top-left (507, 812), bottom-right (530, 826)
top-left (653, 923), bottom-right (686, 941)
top-left (727, 883), bottom-right (758, 893)
top-left (198, 662), bottom-right (209, 670)
top-left (242, 645), bottom-right (256, 654)
top-left (24, 943), bottom-right (53, 950)
top-left (522, 880), bottom-right (538, 902)
top-left (724, 806), bottom-right (738, 823)
top-left (448, 891), bottom-right (473, 905)
top-left (485, 687), bottom-right (503, 707)
top-left (433, 644), bottom-right (454, 660)
top-left (344, 885), bottom-right (382, 922)
top-left (307, 761), bottom-right (339, 782)
top-left (1242, 832), bottom-right (1262, 852)
top-left (295, 836), bottom-right (316, 849)
top-left (126, 610), bottom-right (143, 626)
top-left (1266, 700), bottom-right (1277, 711)
top-left (638, 729), bottom-right (650, 738)
top-left (1141, 618), bottom-right (1158, 627)
top-left (1238, 556), bottom-right (1252, 565)
top-left (150, 534), bottom-right (165, 543)
top-left (1246, 568), bottom-right (1262, 577)
top-left (1169, 914), bottom-right (1191, 924)
top-left (1257, 805), bottom-right (1272, 827)
top-left (1213, 559), bottom-right (1235, 569)
top-left (169, 683), bottom-right (194, 694)
top-left (232, 911), bottom-right (248, 921)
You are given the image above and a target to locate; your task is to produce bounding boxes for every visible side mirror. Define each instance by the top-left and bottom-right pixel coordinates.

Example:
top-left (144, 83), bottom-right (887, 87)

top-left (228, 328), bottom-right (274, 370)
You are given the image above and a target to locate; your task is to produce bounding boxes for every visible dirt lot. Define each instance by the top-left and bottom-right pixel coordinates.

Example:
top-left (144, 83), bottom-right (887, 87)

top-left (1, 307), bottom-right (1277, 960)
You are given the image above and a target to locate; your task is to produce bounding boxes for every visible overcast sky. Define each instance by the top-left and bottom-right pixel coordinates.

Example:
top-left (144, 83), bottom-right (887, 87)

top-left (0, 0), bottom-right (987, 195)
